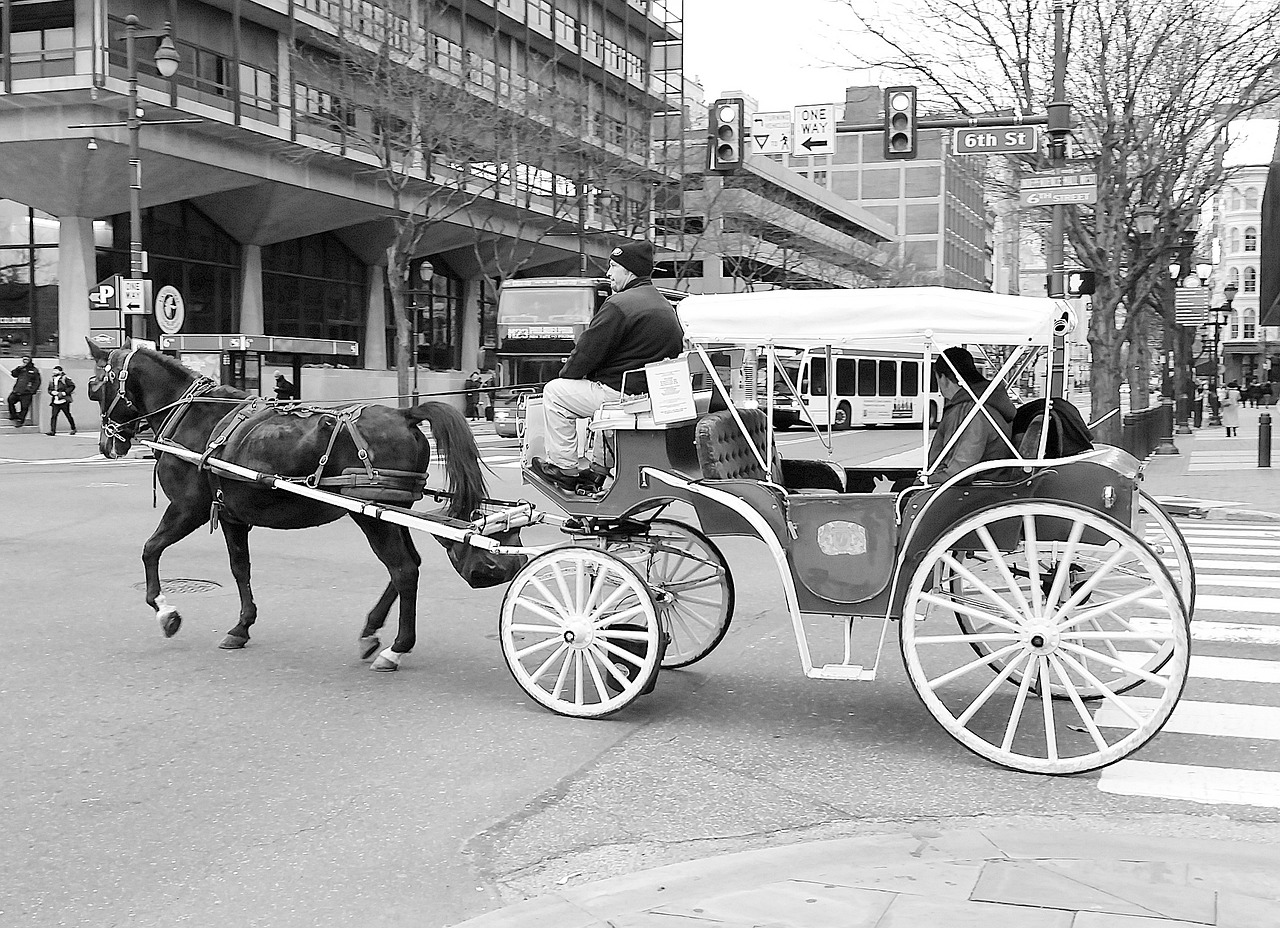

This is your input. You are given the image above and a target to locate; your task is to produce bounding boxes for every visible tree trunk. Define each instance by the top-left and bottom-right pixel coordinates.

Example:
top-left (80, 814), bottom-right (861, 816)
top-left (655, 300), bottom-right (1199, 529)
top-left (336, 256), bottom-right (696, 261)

top-left (1130, 312), bottom-right (1152, 412)
top-left (1174, 325), bottom-right (1196, 428)
top-left (386, 241), bottom-right (411, 407)
top-left (1087, 284), bottom-right (1125, 445)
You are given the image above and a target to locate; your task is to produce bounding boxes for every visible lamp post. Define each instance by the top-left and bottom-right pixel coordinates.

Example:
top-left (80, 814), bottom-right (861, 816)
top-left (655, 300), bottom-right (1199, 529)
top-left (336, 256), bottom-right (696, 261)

top-left (125, 17), bottom-right (180, 286)
top-left (410, 259), bottom-right (434, 405)
top-left (1207, 281), bottom-right (1238, 426)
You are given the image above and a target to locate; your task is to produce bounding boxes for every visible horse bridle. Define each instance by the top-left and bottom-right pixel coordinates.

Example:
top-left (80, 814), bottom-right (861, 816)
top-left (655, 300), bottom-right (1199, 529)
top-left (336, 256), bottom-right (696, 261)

top-left (99, 347), bottom-right (143, 444)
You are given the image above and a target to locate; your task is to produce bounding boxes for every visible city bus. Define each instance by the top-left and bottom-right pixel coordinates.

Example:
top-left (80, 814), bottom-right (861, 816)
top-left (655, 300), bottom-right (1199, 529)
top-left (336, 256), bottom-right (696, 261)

top-left (763, 346), bottom-right (943, 430)
top-left (492, 277), bottom-right (686, 436)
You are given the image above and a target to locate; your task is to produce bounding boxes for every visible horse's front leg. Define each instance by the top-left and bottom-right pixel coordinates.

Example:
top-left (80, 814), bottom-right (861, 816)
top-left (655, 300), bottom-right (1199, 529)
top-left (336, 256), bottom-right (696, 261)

top-left (218, 520), bottom-right (258, 650)
top-left (353, 519), bottom-right (420, 672)
top-left (357, 582), bottom-right (398, 662)
top-left (142, 502), bottom-right (209, 638)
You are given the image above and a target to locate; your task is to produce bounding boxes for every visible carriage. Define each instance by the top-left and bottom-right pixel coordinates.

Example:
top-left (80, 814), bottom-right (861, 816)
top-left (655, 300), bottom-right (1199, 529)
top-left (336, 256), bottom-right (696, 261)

top-left (105, 286), bottom-right (1193, 777)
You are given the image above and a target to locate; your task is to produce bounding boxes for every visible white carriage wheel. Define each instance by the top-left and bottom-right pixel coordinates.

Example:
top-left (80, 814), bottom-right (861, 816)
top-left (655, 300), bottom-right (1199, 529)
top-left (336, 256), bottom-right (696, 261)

top-left (950, 490), bottom-right (1193, 698)
top-left (901, 501), bottom-right (1190, 775)
top-left (607, 519), bottom-right (734, 669)
top-left (499, 546), bottom-right (661, 719)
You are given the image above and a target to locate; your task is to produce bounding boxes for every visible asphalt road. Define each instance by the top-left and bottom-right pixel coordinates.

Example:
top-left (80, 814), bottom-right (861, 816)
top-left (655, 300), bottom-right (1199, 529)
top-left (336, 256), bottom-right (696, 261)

top-left (4, 423), bottom-right (1280, 928)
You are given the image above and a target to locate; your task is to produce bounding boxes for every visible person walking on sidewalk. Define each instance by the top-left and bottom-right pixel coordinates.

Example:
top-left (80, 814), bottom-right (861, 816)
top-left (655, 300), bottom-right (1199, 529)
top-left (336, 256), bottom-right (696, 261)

top-left (1220, 380), bottom-right (1242, 437)
top-left (7, 355), bottom-right (41, 426)
top-left (45, 365), bottom-right (76, 435)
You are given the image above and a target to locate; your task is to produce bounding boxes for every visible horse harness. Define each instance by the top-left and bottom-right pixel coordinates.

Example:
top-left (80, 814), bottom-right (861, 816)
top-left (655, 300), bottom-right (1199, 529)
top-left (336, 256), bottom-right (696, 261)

top-left (101, 347), bottom-right (221, 445)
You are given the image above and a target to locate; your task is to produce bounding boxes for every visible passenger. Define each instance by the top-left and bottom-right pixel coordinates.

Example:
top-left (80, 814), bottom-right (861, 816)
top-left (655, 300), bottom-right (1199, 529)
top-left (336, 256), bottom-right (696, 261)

top-left (531, 240), bottom-right (684, 492)
top-left (913, 346), bottom-right (1017, 487)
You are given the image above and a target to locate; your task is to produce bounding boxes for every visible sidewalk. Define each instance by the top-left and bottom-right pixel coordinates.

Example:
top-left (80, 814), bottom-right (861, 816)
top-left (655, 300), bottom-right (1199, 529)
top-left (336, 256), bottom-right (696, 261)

top-left (1141, 404), bottom-right (1280, 521)
top-left (451, 829), bottom-right (1279, 927)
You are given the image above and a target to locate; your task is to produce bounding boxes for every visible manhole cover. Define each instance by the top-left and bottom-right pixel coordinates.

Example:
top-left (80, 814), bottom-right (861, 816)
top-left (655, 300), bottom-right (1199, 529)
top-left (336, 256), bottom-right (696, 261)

top-left (131, 578), bottom-right (222, 594)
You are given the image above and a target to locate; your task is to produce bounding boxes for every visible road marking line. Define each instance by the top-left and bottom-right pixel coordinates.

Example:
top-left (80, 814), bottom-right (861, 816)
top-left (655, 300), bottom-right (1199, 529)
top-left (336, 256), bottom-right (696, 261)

top-left (1095, 696), bottom-right (1280, 740)
top-left (1098, 761), bottom-right (1280, 808)
top-left (1175, 545), bottom-right (1280, 557)
top-left (1118, 651), bottom-right (1280, 683)
top-left (1142, 594), bottom-right (1280, 614)
top-left (1134, 618), bottom-right (1280, 645)
top-left (1195, 575), bottom-right (1280, 590)
top-left (1163, 558), bottom-right (1280, 573)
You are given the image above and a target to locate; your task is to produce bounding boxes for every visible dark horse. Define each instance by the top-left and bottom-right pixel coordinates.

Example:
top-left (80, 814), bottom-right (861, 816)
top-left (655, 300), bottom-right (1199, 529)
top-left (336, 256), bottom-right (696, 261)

top-left (88, 341), bottom-right (521, 672)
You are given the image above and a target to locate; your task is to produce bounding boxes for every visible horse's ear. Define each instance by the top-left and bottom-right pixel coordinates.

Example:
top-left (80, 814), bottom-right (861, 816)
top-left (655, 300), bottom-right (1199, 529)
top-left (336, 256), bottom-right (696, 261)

top-left (87, 339), bottom-right (111, 363)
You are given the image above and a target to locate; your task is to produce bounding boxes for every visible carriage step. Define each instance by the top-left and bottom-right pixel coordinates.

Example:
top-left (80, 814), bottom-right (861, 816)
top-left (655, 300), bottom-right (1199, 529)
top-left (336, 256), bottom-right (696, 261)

top-left (809, 664), bottom-right (877, 682)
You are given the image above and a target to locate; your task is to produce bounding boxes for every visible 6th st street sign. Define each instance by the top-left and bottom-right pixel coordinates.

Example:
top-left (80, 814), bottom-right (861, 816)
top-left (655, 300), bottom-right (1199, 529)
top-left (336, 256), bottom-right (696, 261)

top-left (954, 125), bottom-right (1038, 154)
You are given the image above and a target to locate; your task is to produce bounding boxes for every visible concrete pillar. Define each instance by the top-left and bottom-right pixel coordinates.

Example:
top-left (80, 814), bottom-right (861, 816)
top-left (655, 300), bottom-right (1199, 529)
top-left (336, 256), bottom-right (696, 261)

top-left (460, 277), bottom-right (482, 375)
top-left (364, 263), bottom-right (388, 370)
top-left (239, 244), bottom-right (263, 334)
top-left (57, 216), bottom-right (95, 358)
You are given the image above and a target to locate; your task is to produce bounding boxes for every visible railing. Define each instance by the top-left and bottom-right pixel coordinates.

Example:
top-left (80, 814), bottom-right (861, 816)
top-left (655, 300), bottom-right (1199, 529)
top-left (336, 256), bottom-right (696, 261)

top-left (1120, 402), bottom-right (1171, 459)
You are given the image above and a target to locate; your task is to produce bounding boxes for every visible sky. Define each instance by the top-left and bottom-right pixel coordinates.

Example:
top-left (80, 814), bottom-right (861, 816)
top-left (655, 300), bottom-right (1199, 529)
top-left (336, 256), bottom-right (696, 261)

top-left (681, 0), bottom-right (873, 113)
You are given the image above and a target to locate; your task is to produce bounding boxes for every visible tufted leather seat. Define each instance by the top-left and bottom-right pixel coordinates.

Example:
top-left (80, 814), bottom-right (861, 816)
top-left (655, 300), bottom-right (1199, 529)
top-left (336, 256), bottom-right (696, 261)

top-left (695, 408), bottom-right (772, 480)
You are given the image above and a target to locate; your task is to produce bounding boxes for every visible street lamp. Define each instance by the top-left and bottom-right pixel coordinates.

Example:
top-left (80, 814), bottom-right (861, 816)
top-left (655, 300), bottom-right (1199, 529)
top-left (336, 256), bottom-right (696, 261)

top-left (1206, 281), bottom-right (1239, 426)
top-left (125, 17), bottom-right (180, 285)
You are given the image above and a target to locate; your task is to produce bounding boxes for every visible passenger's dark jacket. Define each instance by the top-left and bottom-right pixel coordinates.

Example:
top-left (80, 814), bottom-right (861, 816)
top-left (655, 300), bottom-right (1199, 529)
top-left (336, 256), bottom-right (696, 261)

top-left (9, 361), bottom-right (40, 396)
top-left (927, 379), bottom-right (1017, 484)
top-left (559, 277), bottom-right (684, 391)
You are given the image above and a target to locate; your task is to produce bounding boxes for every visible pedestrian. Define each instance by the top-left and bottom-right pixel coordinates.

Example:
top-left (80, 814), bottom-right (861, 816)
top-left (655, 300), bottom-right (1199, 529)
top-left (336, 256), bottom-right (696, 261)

top-left (273, 372), bottom-right (296, 401)
top-left (45, 365), bottom-right (76, 435)
top-left (1192, 380), bottom-right (1204, 428)
top-left (463, 370), bottom-right (481, 419)
top-left (1220, 380), bottom-right (1241, 437)
top-left (7, 355), bottom-right (41, 427)
top-left (479, 368), bottom-right (497, 420)
top-left (1264, 382), bottom-right (1275, 407)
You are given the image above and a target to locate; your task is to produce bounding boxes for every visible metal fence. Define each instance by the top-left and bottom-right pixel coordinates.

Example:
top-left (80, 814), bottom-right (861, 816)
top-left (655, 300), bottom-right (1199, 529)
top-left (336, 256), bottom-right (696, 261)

top-left (1119, 402), bottom-right (1171, 460)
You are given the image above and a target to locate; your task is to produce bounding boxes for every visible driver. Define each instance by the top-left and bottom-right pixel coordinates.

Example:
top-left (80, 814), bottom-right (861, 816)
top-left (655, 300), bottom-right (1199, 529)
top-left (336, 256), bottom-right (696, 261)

top-left (531, 240), bottom-right (684, 492)
top-left (916, 346), bottom-right (1017, 487)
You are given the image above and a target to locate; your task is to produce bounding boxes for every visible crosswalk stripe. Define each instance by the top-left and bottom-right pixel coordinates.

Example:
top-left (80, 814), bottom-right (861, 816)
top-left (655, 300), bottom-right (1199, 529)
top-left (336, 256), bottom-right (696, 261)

top-left (1196, 575), bottom-right (1280, 590)
top-left (1143, 594), bottom-right (1280, 614)
top-left (1098, 761), bottom-right (1280, 808)
top-left (1119, 651), bottom-right (1280, 682)
top-left (1163, 558), bottom-right (1280, 573)
top-left (1133, 618), bottom-right (1280, 645)
top-left (1095, 696), bottom-right (1280, 741)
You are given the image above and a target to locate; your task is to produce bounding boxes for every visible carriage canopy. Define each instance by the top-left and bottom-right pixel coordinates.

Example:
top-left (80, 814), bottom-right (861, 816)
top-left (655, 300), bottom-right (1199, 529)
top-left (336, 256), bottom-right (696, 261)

top-left (676, 287), bottom-right (1071, 349)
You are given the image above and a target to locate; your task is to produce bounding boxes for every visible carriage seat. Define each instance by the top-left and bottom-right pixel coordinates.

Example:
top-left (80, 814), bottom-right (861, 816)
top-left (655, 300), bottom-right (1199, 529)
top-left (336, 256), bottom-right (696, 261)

top-left (1011, 398), bottom-right (1094, 459)
top-left (694, 408), bottom-right (786, 482)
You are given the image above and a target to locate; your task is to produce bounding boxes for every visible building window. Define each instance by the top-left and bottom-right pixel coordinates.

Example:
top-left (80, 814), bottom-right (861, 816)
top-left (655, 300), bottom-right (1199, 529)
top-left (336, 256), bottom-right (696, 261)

top-left (263, 233), bottom-right (367, 356)
top-left (1244, 266), bottom-right (1257, 293)
top-left (405, 267), bottom-right (466, 371)
top-left (1228, 267), bottom-right (1240, 288)
top-left (0, 201), bottom-right (60, 356)
top-left (1230, 188), bottom-right (1243, 210)
top-left (1245, 187), bottom-right (1259, 210)
top-left (239, 64), bottom-right (279, 113)
top-left (1244, 311), bottom-right (1257, 340)
top-left (1245, 227), bottom-right (1258, 252)
top-left (1229, 227), bottom-right (1241, 253)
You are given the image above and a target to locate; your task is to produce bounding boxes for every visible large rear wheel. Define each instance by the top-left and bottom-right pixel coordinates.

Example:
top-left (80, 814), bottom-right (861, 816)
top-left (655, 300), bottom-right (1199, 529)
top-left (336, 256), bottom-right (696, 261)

top-left (901, 501), bottom-right (1190, 775)
top-left (499, 547), bottom-right (661, 719)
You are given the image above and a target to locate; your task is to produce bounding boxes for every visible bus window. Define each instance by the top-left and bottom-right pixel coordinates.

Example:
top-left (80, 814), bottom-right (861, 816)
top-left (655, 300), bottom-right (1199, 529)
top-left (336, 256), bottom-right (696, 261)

top-left (808, 357), bottom-right (828, 396)
top-left (857, 359), bottom-right (876, 396)
top-left (878, 360), bottom-right (896, 396)
top-left (901, 360), bottom-right (919, 396)
top-left (836, 358), bottom-right (856, 396)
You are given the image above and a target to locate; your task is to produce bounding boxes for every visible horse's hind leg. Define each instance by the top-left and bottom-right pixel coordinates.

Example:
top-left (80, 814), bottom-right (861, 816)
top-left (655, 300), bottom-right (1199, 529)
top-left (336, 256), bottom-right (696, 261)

top-left (142, 502), bottom-right (209, 638)
top-left (218, 520), bottom-right (258, 650)
top-left (351, 518), bottom-right (420, 672)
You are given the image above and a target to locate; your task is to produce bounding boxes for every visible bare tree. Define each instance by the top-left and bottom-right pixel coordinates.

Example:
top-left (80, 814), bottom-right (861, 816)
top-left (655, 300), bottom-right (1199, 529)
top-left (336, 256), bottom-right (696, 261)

top-left (839, 0), bottom-right (1280, 440)
top-left (293, 1), bottom-right (587, 402)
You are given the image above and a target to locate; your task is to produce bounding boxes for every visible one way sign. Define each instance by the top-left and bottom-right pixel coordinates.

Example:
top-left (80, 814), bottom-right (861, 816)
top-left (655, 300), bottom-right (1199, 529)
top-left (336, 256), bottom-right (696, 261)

top-left (792, 103), bottom-right (836, 156)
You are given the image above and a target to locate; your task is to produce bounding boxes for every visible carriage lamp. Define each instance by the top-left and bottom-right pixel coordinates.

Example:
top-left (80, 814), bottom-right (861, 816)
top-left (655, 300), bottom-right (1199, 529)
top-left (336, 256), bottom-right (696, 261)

top-left (1102, 485), bottom-right (1116, 509)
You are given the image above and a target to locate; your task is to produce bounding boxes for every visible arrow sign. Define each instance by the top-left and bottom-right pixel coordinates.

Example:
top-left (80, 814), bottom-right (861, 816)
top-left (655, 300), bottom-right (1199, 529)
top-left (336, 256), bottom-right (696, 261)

top-left (792, 103), bottom-right (836, 157)
top-left (751, 111), bottom-right (792, 154)
top-left (88, 275), bottom-right (122, 309)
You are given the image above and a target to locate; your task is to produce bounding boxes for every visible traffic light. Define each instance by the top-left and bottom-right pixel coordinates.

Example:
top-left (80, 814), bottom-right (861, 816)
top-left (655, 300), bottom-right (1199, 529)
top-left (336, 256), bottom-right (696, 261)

top-left (883, 86), bottom-right (918, 160)
top-left (1066, 270), bottom-right (1096, 296)
top-left (709, 97), bottom-right (745, 173)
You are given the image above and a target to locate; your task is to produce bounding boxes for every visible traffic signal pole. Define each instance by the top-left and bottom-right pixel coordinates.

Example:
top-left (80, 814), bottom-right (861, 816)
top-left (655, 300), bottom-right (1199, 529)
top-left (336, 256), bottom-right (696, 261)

top-left (1046, 0), bottom-right (1071, 398)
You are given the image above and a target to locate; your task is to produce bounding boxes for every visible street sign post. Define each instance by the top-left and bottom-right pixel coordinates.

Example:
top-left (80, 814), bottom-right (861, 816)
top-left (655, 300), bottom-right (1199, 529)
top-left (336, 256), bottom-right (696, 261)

top-left (1020, 169), bottom-right (1098, 207)
top-left (954, 125), bottom-right (1038, 154)
top-left (751, 111), bottom-right (791, 155)
top-left (792, 103), bottom-right (835, 156)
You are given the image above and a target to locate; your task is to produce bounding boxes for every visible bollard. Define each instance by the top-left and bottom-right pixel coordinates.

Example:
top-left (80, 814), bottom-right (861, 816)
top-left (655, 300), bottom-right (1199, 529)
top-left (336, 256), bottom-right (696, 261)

top-left (1261, 412), bottom-right (1272, 468)
top-left (1153, 399), bottom-right (1179, 455)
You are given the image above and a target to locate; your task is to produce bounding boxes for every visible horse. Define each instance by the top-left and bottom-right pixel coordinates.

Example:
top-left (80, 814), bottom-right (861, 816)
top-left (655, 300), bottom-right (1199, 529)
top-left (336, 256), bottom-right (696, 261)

top-left (87, 340), bottom-right (524, 672)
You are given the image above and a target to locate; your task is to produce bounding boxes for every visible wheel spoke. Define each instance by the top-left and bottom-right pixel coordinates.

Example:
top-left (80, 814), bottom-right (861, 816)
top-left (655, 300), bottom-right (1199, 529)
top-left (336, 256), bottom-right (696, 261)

top-left (929, 643), bottom-right (1024, 690)
top-left (552, 646), bottom-right (573, 698)
top-left (1048, 545), bottom-right (1132, 622)
top-left (582, 646), bottom-right (610, 702)
top-left (674, 592), bottom-right (724, 609)
top-left (941, 553), bottom-right (1027, 625)
top-left (951, 649), bottom-right (1030, 727)
top-left (598, 626), bottom-right (653, 642)
top-left (513, 597), bottom-right (569, 628)
top-left (573, 651), bottom-right (585, 705)
top-left (977, 526), bottom-right (1035, 617)
top-left (528, 577), bottom-right (568, 619)
top-left (588, 642), bottom-right (635, 686)
top-left (1056, 650), bottom-right (1148, 726)
top-left (1023, 515), bottom-right (1045, 618)
top-left (912, 632), bottom-right (1022, 646)
top-left (1043, 520), bottom-right (1086, 611)
top-left (527, 643), bottom-right (570, 685)
top-left (1040, 656), bottom-right (1057, 761)
top-left (515, 635), bottom-right (564, 660)
top-left (1001, 656), bottom-right (1040, 751)
top-left (591, 604), bottom-right (649, 630)
top-left (583, 579), bottom-right (637, 626)
top-left (1049, 654), bottom-right (1110, 751)
top-left (1057, 583), bottom-right (1162, 633)
top-left (919, 591), bottom-right (1023, 632)
top-left (550, 559), bottom-right (576, 613)
top-left (1058, 642), bottom-right (1172, 687)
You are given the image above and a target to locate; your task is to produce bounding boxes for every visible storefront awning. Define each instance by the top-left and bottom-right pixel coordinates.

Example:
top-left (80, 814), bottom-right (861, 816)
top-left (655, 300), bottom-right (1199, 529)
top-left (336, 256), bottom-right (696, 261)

top-left (158, 334), bottom-right (359, 356)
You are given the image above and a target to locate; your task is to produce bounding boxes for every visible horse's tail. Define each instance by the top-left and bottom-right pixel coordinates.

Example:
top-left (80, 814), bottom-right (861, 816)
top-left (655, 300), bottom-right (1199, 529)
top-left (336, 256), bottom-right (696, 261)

top-left (403, 402), bottom-right (487, 520)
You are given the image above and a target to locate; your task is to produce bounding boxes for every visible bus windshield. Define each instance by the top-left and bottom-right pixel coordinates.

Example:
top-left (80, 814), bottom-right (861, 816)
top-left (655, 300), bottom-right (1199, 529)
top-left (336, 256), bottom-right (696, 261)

top-left (497, 288), bottom-right (596, 325)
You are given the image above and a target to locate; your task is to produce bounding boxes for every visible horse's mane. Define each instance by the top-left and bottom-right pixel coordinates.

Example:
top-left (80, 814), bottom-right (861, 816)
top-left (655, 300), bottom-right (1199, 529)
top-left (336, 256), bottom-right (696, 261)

top-left (135, 347), bottom-right (200, 382)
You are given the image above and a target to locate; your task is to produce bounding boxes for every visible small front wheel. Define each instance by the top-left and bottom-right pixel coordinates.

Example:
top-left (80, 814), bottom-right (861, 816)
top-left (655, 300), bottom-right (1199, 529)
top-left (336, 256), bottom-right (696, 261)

top-left (902, 501), bottom-right (1189, 775)
top-left (500, 547), bottom-right (661, 718)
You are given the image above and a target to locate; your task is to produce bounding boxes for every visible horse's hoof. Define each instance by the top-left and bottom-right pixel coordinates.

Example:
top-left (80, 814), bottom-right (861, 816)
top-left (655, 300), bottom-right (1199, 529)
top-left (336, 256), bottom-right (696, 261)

top-left (160, 610), bottom-right (183, 639)
top-left (358, 636), bottom-right (381, 660)
top-left (218, 634), bottom-right (248, 650)
top-left (370, 654), bottom-right (399, 672)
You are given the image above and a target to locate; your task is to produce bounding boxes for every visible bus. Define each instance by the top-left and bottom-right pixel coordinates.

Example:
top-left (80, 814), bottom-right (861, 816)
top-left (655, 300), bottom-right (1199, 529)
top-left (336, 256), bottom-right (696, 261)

top-left (492, 277), bottom-right (686, 436)
top-left (762, 347), bottom-right (943, 430)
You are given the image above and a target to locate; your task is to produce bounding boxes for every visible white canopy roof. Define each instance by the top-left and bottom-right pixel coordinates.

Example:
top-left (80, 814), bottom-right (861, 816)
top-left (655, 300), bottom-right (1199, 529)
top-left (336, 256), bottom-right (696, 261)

top-left (677, 287), bottom-right (1071, 348)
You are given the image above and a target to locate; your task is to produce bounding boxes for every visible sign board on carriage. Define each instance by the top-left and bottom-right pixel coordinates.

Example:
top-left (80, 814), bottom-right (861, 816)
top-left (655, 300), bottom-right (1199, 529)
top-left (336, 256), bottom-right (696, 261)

top-left (645, 356), bottom-right (697, 424)
top-left (751, 111), bottom-right (791, 155)
top-left (791, 103), bottom-right (836, 156)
